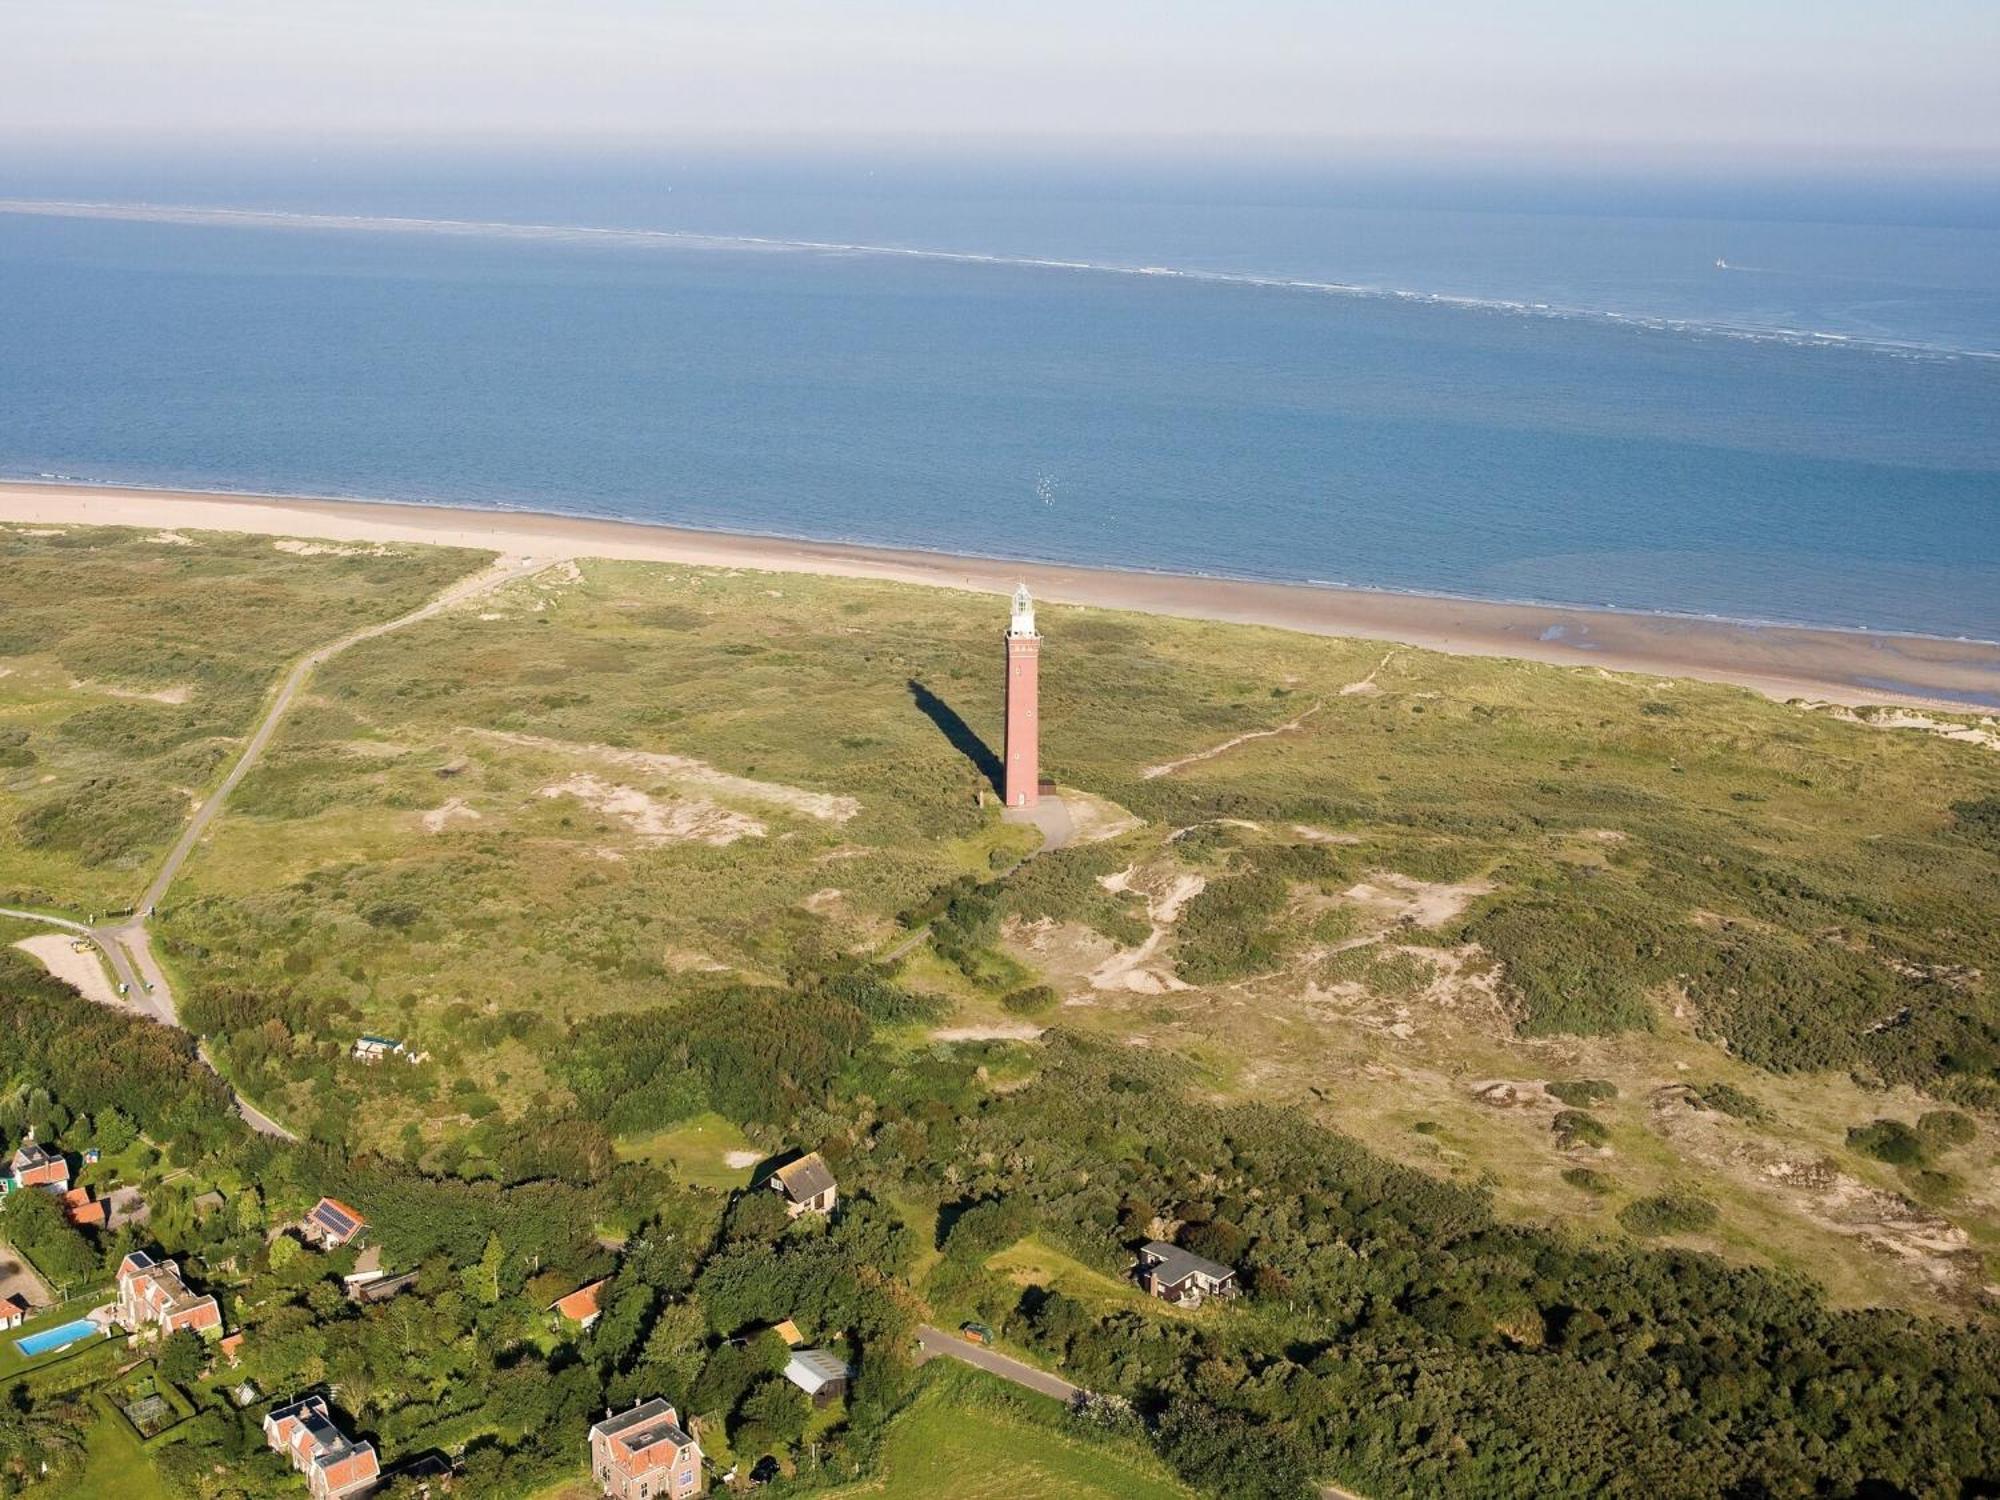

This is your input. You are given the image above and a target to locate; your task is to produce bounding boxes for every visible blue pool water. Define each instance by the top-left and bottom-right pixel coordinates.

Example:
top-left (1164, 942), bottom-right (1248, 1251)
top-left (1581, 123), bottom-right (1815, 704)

top-left (15, 1317), bottom-right (101, 1358)
top-left (3, 153), bottom-right (1996, 638)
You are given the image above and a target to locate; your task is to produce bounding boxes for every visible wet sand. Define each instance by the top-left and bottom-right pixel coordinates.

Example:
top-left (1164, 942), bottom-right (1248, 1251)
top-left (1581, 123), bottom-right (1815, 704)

top-left (4, 480), bottom-right (1997, 711)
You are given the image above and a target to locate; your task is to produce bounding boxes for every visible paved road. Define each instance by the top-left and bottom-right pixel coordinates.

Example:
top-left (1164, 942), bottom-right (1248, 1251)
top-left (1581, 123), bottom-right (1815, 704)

top-left (914, 1324), bottom-right (1082, 1402)
top-left (3, 554), bottom-right (551, 1143)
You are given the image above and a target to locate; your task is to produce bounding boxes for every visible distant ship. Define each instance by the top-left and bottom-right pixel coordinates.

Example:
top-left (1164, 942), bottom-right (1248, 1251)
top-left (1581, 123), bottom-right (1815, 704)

top-left (1714, 257), bottom-right (1730, 269)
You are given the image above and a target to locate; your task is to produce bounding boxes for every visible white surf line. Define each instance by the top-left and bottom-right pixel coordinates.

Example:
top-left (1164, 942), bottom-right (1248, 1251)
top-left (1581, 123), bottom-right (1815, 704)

top-left (1141, 701), bottom-right (1324, 780)
top-left (5, 198), bottom-right (1991, 361)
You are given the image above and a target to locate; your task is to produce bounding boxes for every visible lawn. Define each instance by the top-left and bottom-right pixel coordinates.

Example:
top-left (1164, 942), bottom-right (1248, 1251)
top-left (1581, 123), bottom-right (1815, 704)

top-left (986, 1235), bottom-right (1165, 1315)
top-left (826, 1368), bottom-right (1190, 1500)
top-left (67, 1411), bottom-right (175, 1500)
top-left (613, 1112), bottom-right (760, 1190)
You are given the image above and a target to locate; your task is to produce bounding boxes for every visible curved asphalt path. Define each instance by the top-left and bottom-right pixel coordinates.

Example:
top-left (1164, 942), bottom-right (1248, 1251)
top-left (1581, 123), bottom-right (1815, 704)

top-left (914, 1323), bottom-right (1082, 1402)
top-left (5, 553), bottom-right (553, 1141)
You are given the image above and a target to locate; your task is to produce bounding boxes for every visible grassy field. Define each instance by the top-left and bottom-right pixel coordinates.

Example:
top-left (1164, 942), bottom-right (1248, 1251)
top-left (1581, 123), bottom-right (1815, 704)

top-left (0, 524), bottom-right (488, 912)
top-left (10, 534), bottom-right (2000, 1313)
top-left (826, 1368), bottom-right (1191, 1500)
top-left (614, 1111), bottom-right (761, 1189)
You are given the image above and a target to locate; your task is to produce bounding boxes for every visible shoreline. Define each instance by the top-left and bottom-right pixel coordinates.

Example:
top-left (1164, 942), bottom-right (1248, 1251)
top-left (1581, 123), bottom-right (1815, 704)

top-left (5, 479), bottom-right (1998, 713)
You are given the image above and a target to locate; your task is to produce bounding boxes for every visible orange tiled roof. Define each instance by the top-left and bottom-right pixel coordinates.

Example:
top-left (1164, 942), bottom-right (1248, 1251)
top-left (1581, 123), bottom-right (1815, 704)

top-left (553, 1279), bottom-right (607, 1322)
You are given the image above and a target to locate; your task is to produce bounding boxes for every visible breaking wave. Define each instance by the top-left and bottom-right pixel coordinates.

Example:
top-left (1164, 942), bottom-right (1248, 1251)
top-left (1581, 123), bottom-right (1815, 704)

top-left (6, 197), bottom-right (1995, 363)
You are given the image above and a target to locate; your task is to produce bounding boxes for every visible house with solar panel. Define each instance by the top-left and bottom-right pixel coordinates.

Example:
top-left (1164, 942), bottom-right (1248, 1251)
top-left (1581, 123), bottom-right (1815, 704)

top-left (264, 1394), bottom-right (381, 1499)
top-left (3, 1137), bottom-right (70, 1195)
top-left (763, 1152), bottom-right (837, 1218)
top-left (117, 1251), bottom-right (223, 1338)
top-left (588, 1398), bottom-right (705, 1498)
top-left (303, 1197), bottom-right (367, 1251)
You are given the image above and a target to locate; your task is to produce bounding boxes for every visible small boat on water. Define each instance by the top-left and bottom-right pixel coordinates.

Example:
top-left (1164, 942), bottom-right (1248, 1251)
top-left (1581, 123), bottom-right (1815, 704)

top-left (1714, 257), bottom-right (1730, 269)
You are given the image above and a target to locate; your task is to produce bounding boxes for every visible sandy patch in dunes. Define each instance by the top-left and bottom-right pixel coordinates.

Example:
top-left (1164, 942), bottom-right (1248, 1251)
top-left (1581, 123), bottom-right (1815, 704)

top-left (273, 538), bottom-right (390, 557)
top-left (73, 678), bottom-right (192, 704)
top-left (1337, 873), bottom-right (1491, 929)
top-left (474, 727), bottom-right (859, 822)
top-left (931, 1021), bottom-right (1047, 1042)
top-left (145, 530), bottom-right (194, 545)
top-left (420, 797), bottom-right (482, 833)
top-left (1292, 824), bottom-right (1362, 843)
top-left (1088, 868), bottom-right (1205, 993)
top-left (13, 934), bottom-right (120, 1006)
top-left (1803, 702), bottom-right (2000, 754)
top-left (539, 772), bottom-right (766, 846)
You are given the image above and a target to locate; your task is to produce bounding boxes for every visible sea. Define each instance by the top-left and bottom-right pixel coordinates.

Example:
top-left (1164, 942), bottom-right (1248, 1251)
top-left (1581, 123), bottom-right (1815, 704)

top-left (2, 150), bottom-right (1996, 641)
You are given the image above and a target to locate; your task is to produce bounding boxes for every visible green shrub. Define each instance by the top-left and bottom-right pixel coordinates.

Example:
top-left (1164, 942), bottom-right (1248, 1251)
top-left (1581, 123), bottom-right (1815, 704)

top-left (1000, 985), bottom-right (1058, 1018)
top-left (1693, 1082), bottom-right (1767, 1121)
top-left (1847, 1118), bottom-right (1926, 1166)
top-left (1552, 1110), bottom-right (1610, 1148)
top-left (1916, 1110), bottom-right (1976, 1151)
top-left (1618, 1192), bottom-right (1719, 1237)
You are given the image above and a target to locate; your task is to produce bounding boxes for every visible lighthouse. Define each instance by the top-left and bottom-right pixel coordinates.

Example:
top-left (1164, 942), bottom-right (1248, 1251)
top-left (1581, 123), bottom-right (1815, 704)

top-left (1003, 583), bottom-right (1040, 808)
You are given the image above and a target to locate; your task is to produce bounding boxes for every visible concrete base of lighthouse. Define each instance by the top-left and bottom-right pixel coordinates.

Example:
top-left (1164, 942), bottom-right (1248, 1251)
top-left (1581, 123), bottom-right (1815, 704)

top-left (1001, 785), bottom-right (1074, 852)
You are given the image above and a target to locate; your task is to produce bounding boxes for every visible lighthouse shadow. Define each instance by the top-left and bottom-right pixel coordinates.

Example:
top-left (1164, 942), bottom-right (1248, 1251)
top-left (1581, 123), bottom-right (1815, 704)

top-left (907, 678), bottom-right (1002, 795)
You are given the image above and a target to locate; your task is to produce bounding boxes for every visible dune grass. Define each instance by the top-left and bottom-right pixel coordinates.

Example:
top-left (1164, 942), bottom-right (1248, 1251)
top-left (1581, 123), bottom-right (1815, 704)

top-left (0, 523), bottom-right (487, 912)
top-left (10, 537), bottom-right (1996, 1311)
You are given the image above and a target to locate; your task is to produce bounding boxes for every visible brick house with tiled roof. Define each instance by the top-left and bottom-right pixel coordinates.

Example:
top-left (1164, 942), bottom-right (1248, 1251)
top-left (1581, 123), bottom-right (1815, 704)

top-left (6, 1140), bottom-right (69, 1193)
top-left (117, 1251), bottom-right (223, 1338)
top-left (589, 1398), bottom-right (705, 1498)
top-left (264, 1394), bottom-right (381, 1499)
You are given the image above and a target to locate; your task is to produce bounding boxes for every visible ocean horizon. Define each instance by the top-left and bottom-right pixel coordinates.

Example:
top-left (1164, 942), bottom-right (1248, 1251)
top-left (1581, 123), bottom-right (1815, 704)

top-left (4, 154), bottom-right (1997, 640)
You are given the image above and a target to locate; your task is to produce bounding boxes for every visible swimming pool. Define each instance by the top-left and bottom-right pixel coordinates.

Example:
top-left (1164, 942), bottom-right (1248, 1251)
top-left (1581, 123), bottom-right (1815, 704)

top-left (14, 1318), bottom-right (100, 1358)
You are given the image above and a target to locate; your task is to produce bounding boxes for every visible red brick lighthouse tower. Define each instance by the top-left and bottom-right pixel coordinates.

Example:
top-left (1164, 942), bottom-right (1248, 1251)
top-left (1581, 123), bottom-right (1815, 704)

top-left (1003, 583), bottom-right (1040, 808)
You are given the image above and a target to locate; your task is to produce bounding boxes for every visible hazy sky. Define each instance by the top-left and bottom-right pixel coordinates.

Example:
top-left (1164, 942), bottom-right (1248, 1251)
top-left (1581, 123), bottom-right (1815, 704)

top-left (9, 0), bottom-right (1997, 163)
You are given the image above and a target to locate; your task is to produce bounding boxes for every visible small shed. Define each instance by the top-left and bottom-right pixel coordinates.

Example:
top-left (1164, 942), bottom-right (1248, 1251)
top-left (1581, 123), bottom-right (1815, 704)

top-left (783, 1348), bottom-right (852, 1408)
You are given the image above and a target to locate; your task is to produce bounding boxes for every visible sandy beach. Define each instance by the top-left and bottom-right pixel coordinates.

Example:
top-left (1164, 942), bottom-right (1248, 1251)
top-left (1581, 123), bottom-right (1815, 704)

top-left (4, 480), bottom-right (1997, 712)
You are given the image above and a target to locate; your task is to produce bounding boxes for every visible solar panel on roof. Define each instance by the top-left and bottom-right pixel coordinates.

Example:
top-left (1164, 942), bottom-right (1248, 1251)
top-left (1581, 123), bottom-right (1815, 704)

top-left (312, 1202), bottom-right (358, 1237)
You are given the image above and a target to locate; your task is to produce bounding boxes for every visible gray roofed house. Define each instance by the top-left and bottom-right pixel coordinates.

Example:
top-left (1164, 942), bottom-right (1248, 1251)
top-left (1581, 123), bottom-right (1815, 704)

top-left (1137, 1241), bottom-right (1239, 1306)
top-left (765, 1152), bottom-right (837, 1217)
top-left (782, 1348), bottom-right (852, 1408)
